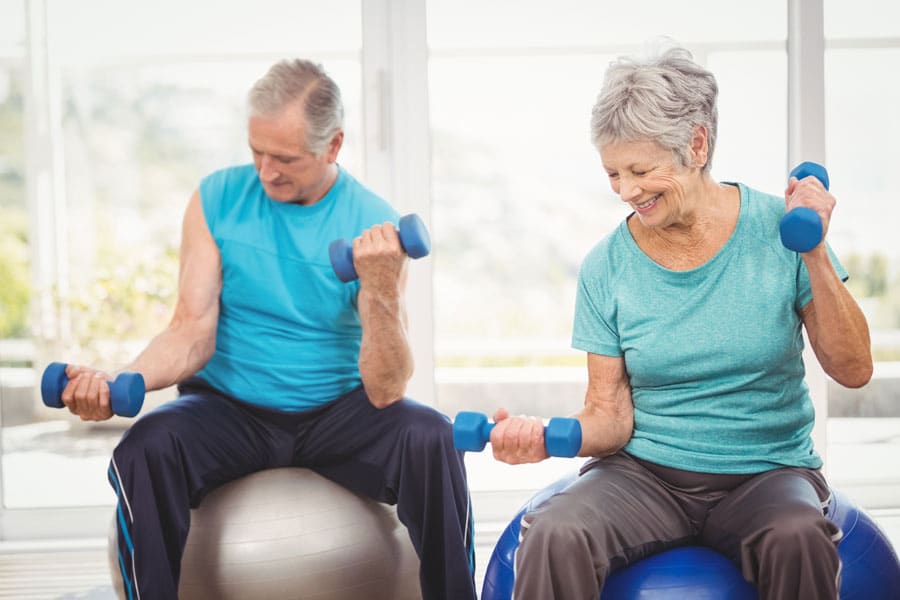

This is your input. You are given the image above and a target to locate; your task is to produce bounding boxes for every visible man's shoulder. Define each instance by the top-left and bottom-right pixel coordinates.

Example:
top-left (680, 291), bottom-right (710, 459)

top-left (199, 164), bottom-right (261, 207)
top-left (335, 165), bottom-right (398, 220)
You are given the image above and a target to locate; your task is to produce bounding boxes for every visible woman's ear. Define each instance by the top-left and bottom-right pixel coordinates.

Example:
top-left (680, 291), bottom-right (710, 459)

top-left (690, 125), bottom-right (709, 168)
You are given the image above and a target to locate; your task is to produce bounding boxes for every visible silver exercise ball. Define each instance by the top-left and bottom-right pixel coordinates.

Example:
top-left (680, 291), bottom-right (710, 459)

top-left (108, 468), bottom-right (421, 600)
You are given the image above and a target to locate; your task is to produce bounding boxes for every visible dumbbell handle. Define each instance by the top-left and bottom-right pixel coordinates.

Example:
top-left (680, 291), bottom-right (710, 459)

top-left (453, 411), bottom-right (582, 458)
top-left (779, 161), bottom-right (830, 253)
top-left (329, 213), bottom-right (432, 283)
top-left (40, 362), bottom-right (145, 417)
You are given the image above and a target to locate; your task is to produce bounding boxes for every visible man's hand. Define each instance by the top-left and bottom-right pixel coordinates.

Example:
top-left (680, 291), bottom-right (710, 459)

top-left (352, 222), bottom-right (407, 294)
top-left (60, 364), bottom-right (115, 421)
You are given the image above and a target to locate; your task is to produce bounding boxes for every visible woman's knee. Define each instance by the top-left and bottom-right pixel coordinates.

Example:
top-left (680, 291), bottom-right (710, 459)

top-left (520, 504), bottom-right (600, 559)
top-left (754, 502), bottom-right (840, 560)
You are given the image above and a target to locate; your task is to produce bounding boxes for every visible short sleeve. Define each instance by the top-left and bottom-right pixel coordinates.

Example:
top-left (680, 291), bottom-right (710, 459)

top-left (796, 242), bottom-right (850, 310)
top-left (572, 254), bottom-right (622, 357)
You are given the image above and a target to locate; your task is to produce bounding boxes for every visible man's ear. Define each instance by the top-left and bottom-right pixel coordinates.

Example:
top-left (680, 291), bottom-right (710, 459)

top-left (325, 130), bottom-right (344, 163)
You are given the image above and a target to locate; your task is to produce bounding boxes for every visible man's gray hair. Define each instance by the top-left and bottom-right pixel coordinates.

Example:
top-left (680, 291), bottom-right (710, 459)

top-left (590, 42), bottom-right (719, 172)
top-left (248, 59), bottom-right (344, 157)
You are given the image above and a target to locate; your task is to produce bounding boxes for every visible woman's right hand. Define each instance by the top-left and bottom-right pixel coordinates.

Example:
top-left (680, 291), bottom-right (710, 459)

top-left (489, 407), bottom-right (550, 465)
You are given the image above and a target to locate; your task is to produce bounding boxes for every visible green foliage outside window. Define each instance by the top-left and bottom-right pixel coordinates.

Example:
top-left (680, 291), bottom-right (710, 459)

top-left (0, 208), bottom-right (29, 339)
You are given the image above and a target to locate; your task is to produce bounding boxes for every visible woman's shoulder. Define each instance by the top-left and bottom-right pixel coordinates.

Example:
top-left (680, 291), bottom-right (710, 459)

top-left (734, 182), bottom-right (784, 218)
top-left (580, 220), bottom-right (631, 276)
top-left (731, 182), bottom-right (788, 243)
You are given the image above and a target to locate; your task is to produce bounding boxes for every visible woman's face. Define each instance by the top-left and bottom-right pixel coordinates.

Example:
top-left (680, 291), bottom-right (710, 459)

top-left (599, 139), bottom-right (698, 229)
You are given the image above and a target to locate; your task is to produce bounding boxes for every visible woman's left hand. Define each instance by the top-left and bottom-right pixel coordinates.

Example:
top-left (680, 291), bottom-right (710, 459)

top-left (785, 175), bottom-right (836, 250)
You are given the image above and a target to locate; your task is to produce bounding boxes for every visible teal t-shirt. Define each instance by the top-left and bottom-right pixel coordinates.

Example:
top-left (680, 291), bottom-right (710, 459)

top-left (572, 182), bottom-right (847, 474)
top-left (195, 164), bottom-right (398, 411)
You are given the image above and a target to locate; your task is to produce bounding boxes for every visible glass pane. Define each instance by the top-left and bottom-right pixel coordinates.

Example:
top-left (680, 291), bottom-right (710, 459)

top-left (0, 0), bottom-right (25, 54)
top-left (46, 0), bottom-right (361, 62)
top-left (4, 0), bottom-right (362, 511)
top-left (430, 53), bottom-right (617, 365)
top-left (708, 50), bottom-right (787, 193)
top-left (825, 48), bottom-right (900, 350)
top-left (428, 0), bottom-right (786, 49)
top-left (825, 0), bottom-right (900, 38)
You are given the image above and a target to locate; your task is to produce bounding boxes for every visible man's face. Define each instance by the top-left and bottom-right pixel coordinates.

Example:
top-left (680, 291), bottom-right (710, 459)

top-left (248, 105), bottom-right (342, 205)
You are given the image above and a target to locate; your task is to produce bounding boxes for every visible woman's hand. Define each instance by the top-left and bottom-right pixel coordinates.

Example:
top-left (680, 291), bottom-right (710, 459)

top-left (489, 408), bottom-right (550, 465)
top-left (785, 174), bottom-right (836, 250)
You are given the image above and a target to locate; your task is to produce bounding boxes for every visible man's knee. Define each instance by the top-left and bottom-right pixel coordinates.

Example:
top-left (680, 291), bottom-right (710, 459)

top-left (113, 407), bottom-right (187, 469)
top-left (390, 400), bottom-right (454, 452)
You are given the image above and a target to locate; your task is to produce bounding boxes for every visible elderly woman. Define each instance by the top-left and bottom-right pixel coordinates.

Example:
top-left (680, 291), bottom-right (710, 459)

top-left (489, 44), bottom-right (872, 600)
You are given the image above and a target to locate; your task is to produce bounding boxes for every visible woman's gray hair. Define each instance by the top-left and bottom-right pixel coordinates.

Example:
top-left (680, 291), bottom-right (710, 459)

top-left (590, 43), bottom-right (718, 172)
top-left (247, 59), bottom-right (344, 157)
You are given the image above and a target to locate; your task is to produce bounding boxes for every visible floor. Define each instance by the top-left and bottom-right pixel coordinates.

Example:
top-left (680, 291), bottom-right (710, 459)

top-left (1, 418), bottom-right (898, 599)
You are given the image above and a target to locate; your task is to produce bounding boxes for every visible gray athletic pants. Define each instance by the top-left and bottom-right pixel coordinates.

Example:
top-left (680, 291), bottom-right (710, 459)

top-left (515, 451), bottom-right (840, 600)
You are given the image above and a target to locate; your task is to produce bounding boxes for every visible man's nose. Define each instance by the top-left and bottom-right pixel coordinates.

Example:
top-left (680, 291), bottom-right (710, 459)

top-left (258, 155), bottom-right (280, 182)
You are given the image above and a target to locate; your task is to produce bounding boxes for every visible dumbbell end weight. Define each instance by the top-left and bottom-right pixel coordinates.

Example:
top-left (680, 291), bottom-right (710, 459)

top-left (40, 361), bottom-right (69, 408)
top-left (545, 417), bottom-right (583, 458)
top-left (789, 161), bottom-right (830, 190)
top-left (453, 411), bottom-right (492, 452)
top-left (110, 373), bottom-right (146, 417)
top-left (779, 207), bottom-right (823, 253)
top-left (398, 214), bottom-right (432, 259)
top-left (328, 239), bottom-right (358, 283)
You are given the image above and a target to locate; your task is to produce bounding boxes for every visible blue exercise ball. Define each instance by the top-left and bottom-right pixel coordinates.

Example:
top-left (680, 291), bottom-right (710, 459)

top-left (481, 473), bottom-right (900, 600)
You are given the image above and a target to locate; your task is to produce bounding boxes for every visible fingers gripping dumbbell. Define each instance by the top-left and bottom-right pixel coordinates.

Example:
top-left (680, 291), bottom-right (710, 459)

top-left (452, 411), bottom-right (583, 458)
top-left (328, 214), bottom-right (432, 283)
top-left (40, 362), bottom-right (145, 418)
top-left (779, 161), bottom-right (830, 253)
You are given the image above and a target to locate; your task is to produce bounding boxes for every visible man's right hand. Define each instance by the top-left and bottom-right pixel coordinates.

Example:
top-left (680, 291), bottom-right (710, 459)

top-left (60, 364), bottom-right (115, 421)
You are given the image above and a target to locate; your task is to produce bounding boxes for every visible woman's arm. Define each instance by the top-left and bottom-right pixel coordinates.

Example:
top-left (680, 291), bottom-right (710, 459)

top-left (489, 352), bottom-right (634, 464)
top-left (575, 352), bottom-right (635, 457)
top-left (799, 250), bottom-right (873, 388)
top-left (786, 175), bottom-right (873, 388)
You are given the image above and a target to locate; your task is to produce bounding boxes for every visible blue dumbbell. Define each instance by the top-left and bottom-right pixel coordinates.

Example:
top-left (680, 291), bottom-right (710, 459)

top-left (329, 213), bottom-right (432, 283)
top-left (453, 411), bottom-right (583, 458)
top-left (40, 362), bottom-right (145, 418)
top-left (779, 161), bottom-right (830, 253)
